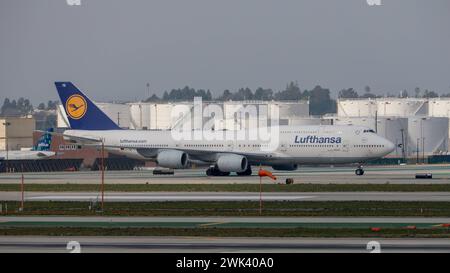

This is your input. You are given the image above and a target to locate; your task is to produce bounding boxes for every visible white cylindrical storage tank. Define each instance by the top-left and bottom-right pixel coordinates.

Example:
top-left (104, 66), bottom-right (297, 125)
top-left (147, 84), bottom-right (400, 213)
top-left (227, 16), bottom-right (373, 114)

top-left (129, 103), bottom-right (152, 130)
top-left (272, 101), bottom-right (309, 118)
top-left (96, 103), bottom-right (131, 129)
top-left (428, 99), bottom-right (450, 145)
top-left (333, 116), bottom-right (377, 129)
top-left (337, 99), bottom-right (377, 117)
top-left (428, 99), bottom-right (450, 117)
top-left (170, 103), bottom-right (196, 130)
top-left (289, 117), bottom-right (323, 126)
top-left (224, 101), bottom-right (260, 127)
top-left (407, 117), bottom-right (449, 156)
top-left (224, 102), bottom-right (248, 121)
top-left (376, 117), bottom-right (408, 157)
top-left (151, 104), bottom-right (173, 130)
top-left (377, 99), bottom-right (428, 117)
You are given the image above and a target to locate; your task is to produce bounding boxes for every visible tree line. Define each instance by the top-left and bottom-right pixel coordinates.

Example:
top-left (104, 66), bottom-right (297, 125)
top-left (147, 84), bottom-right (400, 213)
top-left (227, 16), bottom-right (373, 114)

top-left (1, 83), bottom-right (447, 118)
top-left (145, 82), bottom-right (336, 115)
top-left (338, 86), bottom-right (445, 99)
top-left (0, 98), bottom-right (58, 117)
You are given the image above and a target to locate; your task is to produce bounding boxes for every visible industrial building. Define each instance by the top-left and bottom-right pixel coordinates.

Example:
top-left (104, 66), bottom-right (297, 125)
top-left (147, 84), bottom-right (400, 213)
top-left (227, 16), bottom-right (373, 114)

top-left (0, 116), bottom-right (35, 151)
top-left (337, 98), bottom-right (429, 117)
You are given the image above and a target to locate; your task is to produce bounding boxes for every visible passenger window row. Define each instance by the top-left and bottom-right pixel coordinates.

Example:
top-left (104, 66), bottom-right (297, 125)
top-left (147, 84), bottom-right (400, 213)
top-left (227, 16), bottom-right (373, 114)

top-left (354, 144), bottom-right (385, 148)
top-left (289, 144), bottom-right (337, 148)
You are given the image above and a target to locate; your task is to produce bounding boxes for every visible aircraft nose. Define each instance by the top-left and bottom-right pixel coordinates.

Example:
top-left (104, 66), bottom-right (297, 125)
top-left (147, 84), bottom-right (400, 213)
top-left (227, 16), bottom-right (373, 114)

top-left (385, 139), bottom-right (395, 154)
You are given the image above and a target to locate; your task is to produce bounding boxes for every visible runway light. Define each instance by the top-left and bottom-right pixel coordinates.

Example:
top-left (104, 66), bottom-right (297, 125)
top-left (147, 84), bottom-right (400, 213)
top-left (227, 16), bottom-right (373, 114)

top-left (405, 226), bottom-right (417, 230)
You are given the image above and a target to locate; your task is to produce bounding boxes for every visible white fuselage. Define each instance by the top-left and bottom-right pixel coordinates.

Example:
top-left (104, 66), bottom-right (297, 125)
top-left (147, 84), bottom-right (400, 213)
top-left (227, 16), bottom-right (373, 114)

top-left (63, 125), bottom-right (395, 166)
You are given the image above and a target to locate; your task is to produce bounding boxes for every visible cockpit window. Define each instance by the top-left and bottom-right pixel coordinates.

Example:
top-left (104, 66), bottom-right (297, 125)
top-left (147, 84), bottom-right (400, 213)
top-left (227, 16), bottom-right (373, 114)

top-left (363, 129), bottom-right (376, 133)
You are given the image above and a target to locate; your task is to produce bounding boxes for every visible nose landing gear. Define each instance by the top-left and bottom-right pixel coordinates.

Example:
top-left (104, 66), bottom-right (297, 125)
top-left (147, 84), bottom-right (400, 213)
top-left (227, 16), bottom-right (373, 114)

top-left (355, 165), bottom-right (365, 176)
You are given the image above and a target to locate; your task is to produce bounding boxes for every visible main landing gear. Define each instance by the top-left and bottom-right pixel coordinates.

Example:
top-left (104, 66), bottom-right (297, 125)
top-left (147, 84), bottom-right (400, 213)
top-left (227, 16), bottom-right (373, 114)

top-left (237, 165), bottom-right (252, 176)
top-left (206, 166), bottom-right (230, 176)
top-left (206, 165), bottom-right (253, 176)
top-left (355, 165), bottom-right (365, 176)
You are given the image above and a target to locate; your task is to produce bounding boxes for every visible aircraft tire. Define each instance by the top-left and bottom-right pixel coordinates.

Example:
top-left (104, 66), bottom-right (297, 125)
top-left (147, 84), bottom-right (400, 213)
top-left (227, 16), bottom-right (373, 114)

top-left (355, 168), bottom-right (365, 176)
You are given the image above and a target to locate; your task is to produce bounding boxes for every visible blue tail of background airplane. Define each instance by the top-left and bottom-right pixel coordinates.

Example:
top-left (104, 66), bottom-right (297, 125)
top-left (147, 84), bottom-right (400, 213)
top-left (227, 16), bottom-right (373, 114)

top-left (55, 82), bottom-right (121, 130)
top-left (33, 128), bottom-right (53, 151)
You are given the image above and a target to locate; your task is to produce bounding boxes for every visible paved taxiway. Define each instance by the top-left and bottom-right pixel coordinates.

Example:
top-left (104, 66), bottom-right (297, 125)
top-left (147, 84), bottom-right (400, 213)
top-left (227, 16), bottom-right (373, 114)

top-left (1, 216), bottom-right (449, 229)
top-left (1, 216), bottom-right (449, 228)
top-left (1, 165), bottom-right (450, 184)
top-left (1, 191), bottom-right (450, 201)
top-left (1, 236), bottom-right (449, 253)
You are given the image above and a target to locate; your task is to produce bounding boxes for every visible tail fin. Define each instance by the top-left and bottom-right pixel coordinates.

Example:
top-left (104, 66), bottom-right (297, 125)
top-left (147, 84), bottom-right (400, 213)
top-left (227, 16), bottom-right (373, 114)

top-left (33, 128), bottom-right (53, 151)
top-left (55, 82), bottom-right (121, 130)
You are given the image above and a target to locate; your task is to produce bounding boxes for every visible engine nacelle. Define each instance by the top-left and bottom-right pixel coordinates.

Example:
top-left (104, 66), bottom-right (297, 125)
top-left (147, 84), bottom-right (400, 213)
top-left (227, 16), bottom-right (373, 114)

top-left (216, 154), bottom-right (248, 172)
top-left (156, 150), bottom-right (189, 169)
top-left (271, 164), bottom-right (298, 171)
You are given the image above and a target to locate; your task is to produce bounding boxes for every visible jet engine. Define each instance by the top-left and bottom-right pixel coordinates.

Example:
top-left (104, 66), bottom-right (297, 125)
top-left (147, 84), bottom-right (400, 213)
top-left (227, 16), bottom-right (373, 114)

top-left (156, 150), bottom-right (189, 169)
top-left (216, 154), bottom-right (248, 172)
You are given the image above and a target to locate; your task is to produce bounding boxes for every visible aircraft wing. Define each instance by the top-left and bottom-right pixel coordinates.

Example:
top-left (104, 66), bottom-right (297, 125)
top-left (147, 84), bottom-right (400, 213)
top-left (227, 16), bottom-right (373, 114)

top-left (134, 147), bottom-right (281, 164)
top-left (180, 148), bottom-right (283, 164)
top-left (36, 151), bottom-right (56, 158)
top-left (62, 134), bottom-right (102, 144)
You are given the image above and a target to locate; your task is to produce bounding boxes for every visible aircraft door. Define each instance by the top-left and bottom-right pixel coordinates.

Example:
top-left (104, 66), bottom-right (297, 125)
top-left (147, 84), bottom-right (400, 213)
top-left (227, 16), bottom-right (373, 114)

top-left (280, 142), bottom-right (288, 153)
top-left (227, 139), bottom-right (234, 152)
top-left (342, 140), bottom-right (350, 153)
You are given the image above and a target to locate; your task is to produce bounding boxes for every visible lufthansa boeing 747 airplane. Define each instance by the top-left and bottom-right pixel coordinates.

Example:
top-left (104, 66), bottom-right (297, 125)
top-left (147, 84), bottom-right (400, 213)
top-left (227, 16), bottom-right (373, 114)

top-left (55, 82), bottom-right (395, 176)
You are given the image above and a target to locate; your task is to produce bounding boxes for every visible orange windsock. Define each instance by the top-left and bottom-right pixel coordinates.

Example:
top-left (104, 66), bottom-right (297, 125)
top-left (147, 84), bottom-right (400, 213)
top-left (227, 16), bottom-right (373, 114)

top-left (258, 169), bottom-right (277, 180)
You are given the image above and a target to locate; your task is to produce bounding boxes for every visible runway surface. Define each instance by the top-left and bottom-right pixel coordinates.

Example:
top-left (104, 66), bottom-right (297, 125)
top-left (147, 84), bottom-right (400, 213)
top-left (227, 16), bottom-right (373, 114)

top-left (1, 191), bottom-right (450, 201)
top-left (1, 165), bottom-right (450, 184)
top-left (1, 236), bottom-right (449, 253)
top-left (1, 216), bottom-right (449, 229)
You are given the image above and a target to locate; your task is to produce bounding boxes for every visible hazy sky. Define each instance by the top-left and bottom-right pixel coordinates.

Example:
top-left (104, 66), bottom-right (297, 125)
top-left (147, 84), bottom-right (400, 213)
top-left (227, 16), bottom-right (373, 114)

top-left (1, 0), bottom-right (449, 104)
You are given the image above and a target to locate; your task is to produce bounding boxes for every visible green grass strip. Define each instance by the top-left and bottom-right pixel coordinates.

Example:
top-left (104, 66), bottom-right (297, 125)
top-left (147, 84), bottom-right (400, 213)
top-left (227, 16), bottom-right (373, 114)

top-left (2, 201), bottom-right (450, 217)
top-left (1, 227), bottom-right (450, 238)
